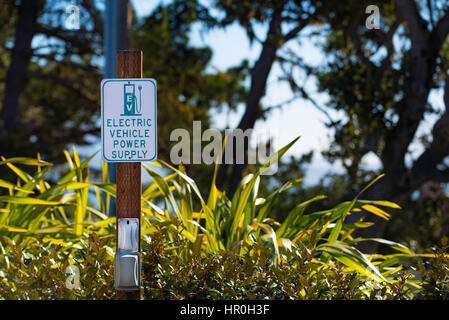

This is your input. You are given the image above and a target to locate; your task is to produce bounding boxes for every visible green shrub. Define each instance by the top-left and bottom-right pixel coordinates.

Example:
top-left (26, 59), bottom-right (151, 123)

top-left (0, 233), bottom-right (115, 299)
top-left (140, 226), bottom-right (411, 300)
top-left (0, 137), bottom-right (448, 299)
top-left (1, 227), bottom-right (448, 300)
top-left (414, 238), bottom-right (449, 299)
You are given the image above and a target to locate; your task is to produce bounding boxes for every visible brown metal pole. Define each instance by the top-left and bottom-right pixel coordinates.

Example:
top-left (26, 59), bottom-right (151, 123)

top-left (115, 50), bottom-right (142, 300)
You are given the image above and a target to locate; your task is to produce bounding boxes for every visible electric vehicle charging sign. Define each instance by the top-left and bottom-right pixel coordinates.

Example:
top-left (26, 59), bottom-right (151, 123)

top-left (101, 79), bottom-right (157, 162)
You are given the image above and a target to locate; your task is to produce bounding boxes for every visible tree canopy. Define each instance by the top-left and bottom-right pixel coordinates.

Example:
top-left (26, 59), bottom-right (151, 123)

top-left (1, 0), bottom-right (449, 250)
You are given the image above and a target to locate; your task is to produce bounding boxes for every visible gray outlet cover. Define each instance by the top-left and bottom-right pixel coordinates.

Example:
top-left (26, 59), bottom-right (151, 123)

top-left (114, 252), bottom-right (141, 290)
top-left (117, 218), bottom-right (139, 251)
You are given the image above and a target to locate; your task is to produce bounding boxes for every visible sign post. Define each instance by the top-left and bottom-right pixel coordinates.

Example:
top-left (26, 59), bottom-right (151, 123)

top-left (101, 50), bottom-right (157, 300)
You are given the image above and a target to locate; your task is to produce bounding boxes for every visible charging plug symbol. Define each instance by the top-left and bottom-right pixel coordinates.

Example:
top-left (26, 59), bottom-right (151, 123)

top-left (122, 84), bottom-right (142, 116)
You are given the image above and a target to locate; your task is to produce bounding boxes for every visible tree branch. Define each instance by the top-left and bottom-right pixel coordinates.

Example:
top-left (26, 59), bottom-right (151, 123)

top-left (348, 3), bottom-right (374, 69)
top-left (434, 6), bottom-right (449, 46)
top-left (27, 71), bottom-right (98, 104)
top-left (396, 3), bottom-right (449, 187)
top-left (1, 0), bottom-right (42, 130)
top-left (435, 169), bottom-right (449, 182)
top-left (216, 1), bottom-right (286, 193)
top-left (381, 0), bottom-right (436, 183)
top-left (283, 21), bottom-right (308, 42)
top-left (31, 52), bottom-right (100, 74)
top-left (35, 26), bottom-right (102, 56)
top-left (411, 77), bottom-right (449, 185)
top-left (396, 0), bottom-right (429, 45)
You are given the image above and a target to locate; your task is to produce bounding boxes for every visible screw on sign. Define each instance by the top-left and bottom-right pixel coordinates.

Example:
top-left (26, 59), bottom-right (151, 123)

top-left (101, 50), bottom-right (157, 300)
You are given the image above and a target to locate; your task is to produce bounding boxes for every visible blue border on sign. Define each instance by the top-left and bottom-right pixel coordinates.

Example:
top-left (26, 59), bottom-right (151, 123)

top-left (101, 78), bottom-right (158, 162)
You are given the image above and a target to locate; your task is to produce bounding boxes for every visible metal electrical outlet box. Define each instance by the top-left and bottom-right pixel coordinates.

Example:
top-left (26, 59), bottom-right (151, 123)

top-left (114, 252), bottom-right (141, 291)
top-left (115, 218), bottom-right (141, 291)
top-left (117, 218), bottom-right (139, 251)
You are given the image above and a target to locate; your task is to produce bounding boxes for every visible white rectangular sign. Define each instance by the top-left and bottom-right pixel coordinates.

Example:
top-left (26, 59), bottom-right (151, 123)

top-left (101, 79), bottom-right (157, 162)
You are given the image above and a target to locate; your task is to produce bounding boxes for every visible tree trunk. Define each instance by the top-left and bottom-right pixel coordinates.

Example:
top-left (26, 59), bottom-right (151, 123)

top-left (351, 0), bottom-right (449, 253)
top-left (216, 4), bottom-right (283, 195)
top-left (1, 0), bottom-right (41, 130)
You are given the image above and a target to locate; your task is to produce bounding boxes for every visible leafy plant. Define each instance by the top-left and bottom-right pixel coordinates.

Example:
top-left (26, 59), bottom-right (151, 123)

top-left (1, 227), bottom-right (448, 300)
top-left (0, 137), bottom-right (447, 299)
top-left (415, 237), bottom-right (449, 300)
top-left (0, 233), bottom-right (115, 299)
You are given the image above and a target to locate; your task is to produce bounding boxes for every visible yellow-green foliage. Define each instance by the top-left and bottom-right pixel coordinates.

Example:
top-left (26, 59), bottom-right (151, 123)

top-left (0, 137), bottom-right (447, 299)
top-left (1, 227), bottom-right (448, 300)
